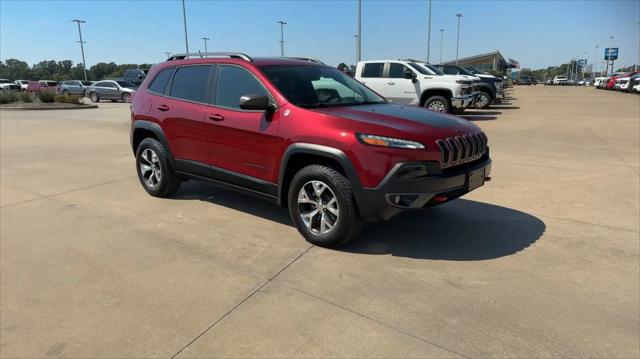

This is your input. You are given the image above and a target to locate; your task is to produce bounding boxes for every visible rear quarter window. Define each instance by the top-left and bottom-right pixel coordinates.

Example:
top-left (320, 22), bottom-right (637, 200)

top-left (148, 68), bottom-right (174, 94)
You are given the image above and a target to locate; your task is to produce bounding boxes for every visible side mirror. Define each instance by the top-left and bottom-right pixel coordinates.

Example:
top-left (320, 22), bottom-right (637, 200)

top-left (239, 93), bottom-right (275, 111)
top-left (403, 69), bottom-right (416, 80)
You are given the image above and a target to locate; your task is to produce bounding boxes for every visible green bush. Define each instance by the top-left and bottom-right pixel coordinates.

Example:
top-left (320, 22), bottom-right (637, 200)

top-left (36, 91), bottom-right (55, 103)
top-left (0, 92), bottom-right (19, 104)
top-left (54, 94), bottom-right (82, 104)
top-left (18, 92), bottom-right (33, 103)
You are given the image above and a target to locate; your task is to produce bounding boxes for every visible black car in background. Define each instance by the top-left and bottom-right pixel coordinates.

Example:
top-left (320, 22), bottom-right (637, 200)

top-left (434, 64), bottom-right (503, 109)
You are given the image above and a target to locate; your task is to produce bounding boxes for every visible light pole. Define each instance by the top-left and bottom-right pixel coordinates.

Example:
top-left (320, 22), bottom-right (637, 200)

top-left (165, 52), bottom-right (172, 59)
top-left (356, 0), bottom-right (361, 62)
top-left (182, 0), bottom-right (189, 53)
top-left (594, 45), bottom-right (599, 77)
top-left (606, 35), bottom-right (614, 75)
top-left (277, 20), bottom-right (287, 56)
top-left (201, 37), bottom-right (210, 53)
top-left (455, 13), bottom-right (462, 64)
top-left (71, 19), bottom-right (87, 81)
top-left (633, 21), bottom-right (640, 71)
top-left (426, 0), bottom-right (432, 63)
top-left (439, 29), bottom-right (445, 63)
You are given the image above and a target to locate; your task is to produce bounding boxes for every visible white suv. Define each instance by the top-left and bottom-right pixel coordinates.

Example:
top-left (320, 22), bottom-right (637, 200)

top-left (553, 76), bottom-right (568, 85)
top-left (355, 60), bottom-right (479, 113)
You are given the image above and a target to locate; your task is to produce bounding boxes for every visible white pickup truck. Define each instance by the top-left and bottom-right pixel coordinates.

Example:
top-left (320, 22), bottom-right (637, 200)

top-left (355, 60), bottom-right (480, 113)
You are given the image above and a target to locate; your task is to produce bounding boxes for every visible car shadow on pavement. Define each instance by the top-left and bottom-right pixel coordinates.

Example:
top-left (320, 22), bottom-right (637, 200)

top-left (490, 105), bottom-right (520, 110)
top-left (172, 183), bottom-right (544, 261)
top-left (342, 199), bottom-right (545, 260)
top-left (460, 115), bottom-right (498, 121)
top-left (172, 181), bottom-right (292, 226)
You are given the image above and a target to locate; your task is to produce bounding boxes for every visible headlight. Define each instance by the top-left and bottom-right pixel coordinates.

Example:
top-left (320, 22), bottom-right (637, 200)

top-left (357, 133), bottom-right (425, 149)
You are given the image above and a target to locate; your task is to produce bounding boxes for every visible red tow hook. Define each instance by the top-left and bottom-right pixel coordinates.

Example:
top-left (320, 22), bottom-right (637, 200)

top-left (434, 195), bottom-right (448, 203)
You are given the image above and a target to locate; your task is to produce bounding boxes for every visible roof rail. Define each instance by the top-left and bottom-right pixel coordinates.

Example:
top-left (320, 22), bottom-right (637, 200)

top-left (285, 57), bottom-right (326, 65)
top-left (167, 52), bottom-right (253, 62)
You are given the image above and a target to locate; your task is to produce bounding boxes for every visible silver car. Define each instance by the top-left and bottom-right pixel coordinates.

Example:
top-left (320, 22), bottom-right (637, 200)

top-left (59, 80), bottom-right (94, 96)
top-left (85, 80), bottom-right (137, 103)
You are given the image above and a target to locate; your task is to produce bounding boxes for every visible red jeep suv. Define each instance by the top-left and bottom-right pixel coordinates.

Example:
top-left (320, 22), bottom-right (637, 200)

top-left (130, 52), bottom-right (492, 247)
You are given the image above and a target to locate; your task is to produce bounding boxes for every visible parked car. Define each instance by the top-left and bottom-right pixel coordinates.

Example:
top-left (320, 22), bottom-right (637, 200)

top-left (355, 60), bottom-right (480, 113)
top-left (130, 52), bottom-right (492, 247)
top-left (85, 80), bottom-right (137, 102)
top-left (123, 69), bottom-right (149, 86)
top-left (434, 64), bottom-right (503, 109)
top-left (14, 80), bottom-right (29, 91)
top-left (606, 72), bottom-right (627, 90)
top-left (615, 72), bottom-right (639, 92)
top-left (545, 78), bottom-right (553, 85)
top-left (553, 76), bottom-right (568, 85)
top-left (632, 77), bottom-right (640, 94)
top-left (0, 79), bottom-right (21, 93)
top-left (26, 80), bottom-right (58, 93)
top-left (58, 80), bottom-right (94, 96)
top-left (594, 77), bottom-right (607, 88)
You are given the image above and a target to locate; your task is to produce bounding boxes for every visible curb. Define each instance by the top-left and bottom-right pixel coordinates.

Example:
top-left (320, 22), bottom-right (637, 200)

top-left (0, 104), bottom-right (99, 111)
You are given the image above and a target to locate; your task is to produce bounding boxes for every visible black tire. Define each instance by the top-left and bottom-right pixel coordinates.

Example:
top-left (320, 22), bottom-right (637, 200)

top-left (135, 137), bottom-right (180, 197)
top-left (288, 165), bottom-right (362, 248)
top-left (121, 92), bottom-right (131, 103)
top-left (62, 90), bottom-right (69, 96)
top-left (89, 92), bottom-right (99, 103)
top-left (423, 95), bottom-right (451, 113)
top-left (474, 90), bottom-right (492, 109)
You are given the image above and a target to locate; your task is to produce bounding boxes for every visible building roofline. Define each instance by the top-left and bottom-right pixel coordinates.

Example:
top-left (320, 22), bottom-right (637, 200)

top-left (440, 50), bottom-right (505, 65)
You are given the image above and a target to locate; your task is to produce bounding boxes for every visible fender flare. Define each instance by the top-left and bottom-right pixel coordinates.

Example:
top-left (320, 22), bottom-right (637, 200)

top-left (477, 83), bottom-right (496, 99)
top-left (277, 143), bottom-right (364, 206)
top-left (130, 120), bottom-right (176, 167)
top-left (420, 88), bottom-right (454, 103)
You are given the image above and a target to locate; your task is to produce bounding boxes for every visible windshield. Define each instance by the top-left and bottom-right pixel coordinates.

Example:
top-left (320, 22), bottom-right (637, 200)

top-left (259, 65), bottom-right (386, 108)
top-left (409, 63), bottom-right (443, 76)
top-left (116, 81), bottom-right (136, 88)
top-left (465, 66), bottom-right (484, 74)
top-left (0, 79), bottom-right (11, 83)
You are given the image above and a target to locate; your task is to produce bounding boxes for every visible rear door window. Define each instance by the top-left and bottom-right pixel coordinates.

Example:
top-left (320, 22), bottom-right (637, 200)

top-left (361, 63), bottom-right (384, 78)
top-left (169, 65), bottom-right (213, 103)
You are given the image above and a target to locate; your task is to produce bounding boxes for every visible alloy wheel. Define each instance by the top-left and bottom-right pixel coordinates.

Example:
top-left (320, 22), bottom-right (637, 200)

top-left (475, 93), bottom-right (490, 108)
top-left (139, 148), bottom-right (162, 188)
top-left (297, 180), bottom-right (339, 234)
top-left (428, 100), bottom-right (446, 112)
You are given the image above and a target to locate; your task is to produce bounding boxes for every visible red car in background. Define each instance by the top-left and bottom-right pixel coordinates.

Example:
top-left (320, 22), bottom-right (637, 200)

top-left (26, 80), bottom-right (58, 93)
top-left (606, 72), bottom-right (632, 89)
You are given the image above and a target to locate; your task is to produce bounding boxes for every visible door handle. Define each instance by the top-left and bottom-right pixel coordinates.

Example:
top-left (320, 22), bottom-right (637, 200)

top-left (387, 81), bottom-right (395, 85)
top-left (208, 114), bottom-right (224, 122)
top-left (157, 104), bottom-right (170, 111)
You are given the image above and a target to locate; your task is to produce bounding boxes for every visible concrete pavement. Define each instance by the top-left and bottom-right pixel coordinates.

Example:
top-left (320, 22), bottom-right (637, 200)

top-left (1, 87), bottom-right (638, 357)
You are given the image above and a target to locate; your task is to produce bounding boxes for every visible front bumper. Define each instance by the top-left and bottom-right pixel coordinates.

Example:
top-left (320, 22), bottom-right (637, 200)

top-left (451, 94), bottom-right (475, 110)
top-left (354, 155), bottom-right (492, 221)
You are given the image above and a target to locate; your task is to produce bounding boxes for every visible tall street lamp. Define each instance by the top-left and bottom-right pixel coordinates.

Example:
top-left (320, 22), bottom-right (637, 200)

top-left (277, 20), bottom-right (287, 56)
top-left (356, 0), bottom-right (361, 62)
top-left (71, 19), bottom-right (88, 81)
top-left (439, 29), bottom-right (445, 63)
top-left (182, 0), bottom-right (189, 53)
top-left (455, 13), bottom-right (462, 64)
top-left (426, 0), bottom-right (432, 63)
top-left (201, 37), bottom-right (210, 53)
top-left (594, 45), bottom-right (599, 76)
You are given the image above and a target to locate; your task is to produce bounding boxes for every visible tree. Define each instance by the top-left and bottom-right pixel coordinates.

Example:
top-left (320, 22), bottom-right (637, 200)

top-left (0, 58), bottom-right (31, 79)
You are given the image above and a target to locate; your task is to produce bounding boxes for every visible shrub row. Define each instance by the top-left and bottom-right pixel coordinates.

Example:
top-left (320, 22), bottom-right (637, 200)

top-left (0, 91), bottom-right (83, 105)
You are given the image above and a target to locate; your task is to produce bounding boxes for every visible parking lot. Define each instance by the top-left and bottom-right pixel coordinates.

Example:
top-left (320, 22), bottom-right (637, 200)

top-left (1, 86), bottom-right (638, 357)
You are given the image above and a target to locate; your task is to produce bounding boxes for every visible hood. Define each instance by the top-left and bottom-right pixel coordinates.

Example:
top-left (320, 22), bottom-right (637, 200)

top-left (475, 73), bottom-right (497, 80)
top-left (310, 103), bottom-right (480, 141)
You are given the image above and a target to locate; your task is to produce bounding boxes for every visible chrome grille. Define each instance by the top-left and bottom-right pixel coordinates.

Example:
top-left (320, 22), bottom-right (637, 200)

top-left (436, 132), bottom-right (488, 168)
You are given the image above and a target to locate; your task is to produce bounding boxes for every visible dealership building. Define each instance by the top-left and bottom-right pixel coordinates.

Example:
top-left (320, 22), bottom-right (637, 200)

top-left (440, 50), bottom-right (517, 74)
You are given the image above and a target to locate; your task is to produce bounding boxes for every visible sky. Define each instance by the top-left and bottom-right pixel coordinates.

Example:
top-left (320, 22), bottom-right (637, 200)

top-left (1, 0), bottom-right (639, 70)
